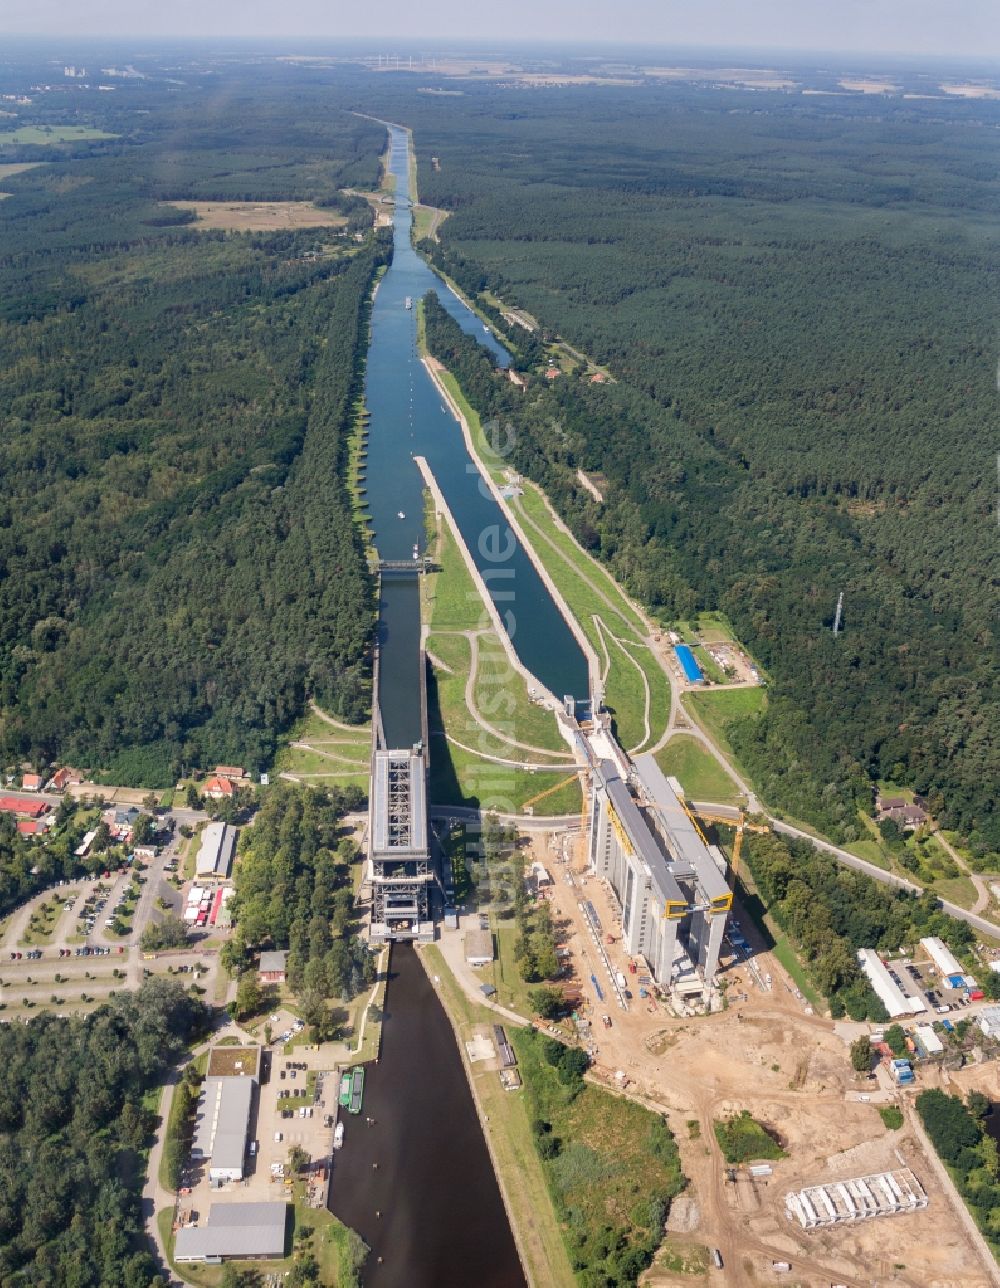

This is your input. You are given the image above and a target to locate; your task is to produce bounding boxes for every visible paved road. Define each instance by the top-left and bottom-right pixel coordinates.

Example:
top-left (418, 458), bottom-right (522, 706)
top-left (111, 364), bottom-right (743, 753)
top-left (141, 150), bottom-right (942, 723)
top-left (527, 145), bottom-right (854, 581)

top-left (770, 817), bottom-right (1000, 938)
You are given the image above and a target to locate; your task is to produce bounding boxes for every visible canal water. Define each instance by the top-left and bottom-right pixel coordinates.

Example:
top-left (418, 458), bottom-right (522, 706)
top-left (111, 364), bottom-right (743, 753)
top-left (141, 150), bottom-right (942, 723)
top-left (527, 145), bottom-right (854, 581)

top-left (365, 124), bottom-right (588, 742)
top-left (327, 944), bottom-right (526, 1288)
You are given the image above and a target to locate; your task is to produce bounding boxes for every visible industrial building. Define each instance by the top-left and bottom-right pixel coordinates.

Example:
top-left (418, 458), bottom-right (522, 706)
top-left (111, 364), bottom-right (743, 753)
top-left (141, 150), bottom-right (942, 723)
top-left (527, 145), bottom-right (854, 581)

top-left (919, 936), bottom-right (963, 979)
top-left (586, 743), bottom-right (732, 1001)
top-left (174, 1201), bottom-right (288, 1262)
top-left (979, 1006), bottom-right (1000, 1040)
top-left (913, 1023), bottom-right (944, 1056)
top-left (856, 949), bottom-right (927, 1018)
top-left (196, 821), bottom-right (237, 881)
top-left (192, 1046), bottom-right (260, 1182)
top-left (368, 748), bottom-right (434, 941)
top-left (785, 1169), bottom-right (927, 1229)
top-left (464, 928), bottom-right (494, 966)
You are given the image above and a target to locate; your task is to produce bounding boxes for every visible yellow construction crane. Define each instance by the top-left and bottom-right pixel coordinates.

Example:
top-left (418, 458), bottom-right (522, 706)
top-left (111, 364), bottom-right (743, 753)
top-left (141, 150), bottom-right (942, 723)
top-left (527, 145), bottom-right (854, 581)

top-left (689, 804), bottom-right (770, 885)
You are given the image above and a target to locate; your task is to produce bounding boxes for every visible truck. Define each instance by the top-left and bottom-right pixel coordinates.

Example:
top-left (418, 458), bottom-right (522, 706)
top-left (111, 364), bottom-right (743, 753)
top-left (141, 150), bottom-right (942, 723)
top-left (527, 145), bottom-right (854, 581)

top-left (711, 1249), bottom-right (724, 1269)
top-left (615, 971), bottom-right (628, 992)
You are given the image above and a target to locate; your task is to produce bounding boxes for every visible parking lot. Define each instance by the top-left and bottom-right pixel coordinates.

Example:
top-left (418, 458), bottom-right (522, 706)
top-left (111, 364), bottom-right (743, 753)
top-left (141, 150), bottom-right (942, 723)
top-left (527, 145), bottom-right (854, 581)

top-left (883, 954), bottom-right (974, 1015)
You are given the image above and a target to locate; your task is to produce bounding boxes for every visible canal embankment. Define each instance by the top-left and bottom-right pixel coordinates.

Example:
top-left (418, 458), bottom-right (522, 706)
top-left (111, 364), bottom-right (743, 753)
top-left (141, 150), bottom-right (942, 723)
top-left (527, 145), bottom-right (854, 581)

top-left (422, 353), bottom-right (601, 703)
top-left (418, 941), bottom-right (577, 1288)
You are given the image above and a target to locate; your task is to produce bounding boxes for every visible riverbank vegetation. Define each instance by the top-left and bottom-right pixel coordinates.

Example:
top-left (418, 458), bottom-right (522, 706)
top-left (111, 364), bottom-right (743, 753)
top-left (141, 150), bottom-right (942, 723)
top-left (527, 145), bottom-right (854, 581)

top-left (0, 69), bottom-right (386, 785)
top-left (394, 79), bottom-right (1000, 860)
top-left (0, 977), bottom-right (204, 1285)
top-left (514, 1027), bottom-right (685, 1284)
top-left (742, 831), bottom-right (977, 1019)
top-left (222, 785), bottom-right (374, 1039)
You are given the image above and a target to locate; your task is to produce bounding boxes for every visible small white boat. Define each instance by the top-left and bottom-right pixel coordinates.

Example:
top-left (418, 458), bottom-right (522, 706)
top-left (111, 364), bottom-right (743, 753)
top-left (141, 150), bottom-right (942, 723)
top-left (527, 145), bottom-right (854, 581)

top-left (397, 510), bottom-right (405, 519)
top-left (405, 296), bottom-right (412, 310)
top-left (334, 1121), bottom-right (344, 1150)
top-left (412, 543), bottom-right (419, 560)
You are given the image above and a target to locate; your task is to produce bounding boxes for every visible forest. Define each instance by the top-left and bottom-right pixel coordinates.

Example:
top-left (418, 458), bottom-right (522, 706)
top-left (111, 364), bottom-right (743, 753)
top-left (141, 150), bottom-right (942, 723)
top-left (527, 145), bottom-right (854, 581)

top-left (917, 1088), bottom-right (1000, 1252)
top-left (222, 784), bottom-right (374, 1036)
top-left (0, 63), bottom-right (387, 785)
top-left (402, 78), bottom-right (1000, 854)
top-left (743, 830), bottom-right (976, 1019)
top-left (0, 977), bottom-right (204, 1286)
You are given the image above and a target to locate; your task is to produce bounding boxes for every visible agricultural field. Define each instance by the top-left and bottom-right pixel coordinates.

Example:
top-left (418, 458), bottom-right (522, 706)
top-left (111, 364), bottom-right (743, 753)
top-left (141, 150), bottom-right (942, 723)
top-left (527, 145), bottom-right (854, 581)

top-left (0, 125), bottom-right (117, 145)
top-left (164, 200), bottom-right (348, 232)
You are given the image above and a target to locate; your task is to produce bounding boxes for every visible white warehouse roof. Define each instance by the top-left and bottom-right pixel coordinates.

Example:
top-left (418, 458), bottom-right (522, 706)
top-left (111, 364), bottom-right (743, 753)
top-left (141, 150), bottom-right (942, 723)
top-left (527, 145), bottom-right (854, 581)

top-left (919, 936), bottom-right (962, 979)
top-left (856, 949), bottom-right (925, 1018)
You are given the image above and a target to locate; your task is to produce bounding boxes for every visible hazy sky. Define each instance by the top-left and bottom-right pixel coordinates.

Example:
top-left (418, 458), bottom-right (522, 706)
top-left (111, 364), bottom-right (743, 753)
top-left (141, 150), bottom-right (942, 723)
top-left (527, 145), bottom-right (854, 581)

top-left (3, 0), bottom-right (999, 58)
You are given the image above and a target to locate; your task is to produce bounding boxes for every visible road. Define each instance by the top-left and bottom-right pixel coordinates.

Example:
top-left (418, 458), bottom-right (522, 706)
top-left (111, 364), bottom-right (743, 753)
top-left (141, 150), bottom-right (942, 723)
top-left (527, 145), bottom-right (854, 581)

top-left (770, 817), bottom-right (1000, 938)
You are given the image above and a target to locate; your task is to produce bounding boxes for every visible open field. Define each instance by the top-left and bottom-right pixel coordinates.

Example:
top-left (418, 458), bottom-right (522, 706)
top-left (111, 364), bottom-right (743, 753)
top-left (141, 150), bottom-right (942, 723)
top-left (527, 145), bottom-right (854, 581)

top-left (163, 201), bottom-right (347, 232)
top-left (655, 735), bottom-right (742, 805)
top-left (0, 125), bottom-right (117, 145)
top-left (424, 482), bottom-right (581, 814)
top-left (0, 160), bottom-right (45, 179)
top-left (274, 705), bottom-right (370, 786)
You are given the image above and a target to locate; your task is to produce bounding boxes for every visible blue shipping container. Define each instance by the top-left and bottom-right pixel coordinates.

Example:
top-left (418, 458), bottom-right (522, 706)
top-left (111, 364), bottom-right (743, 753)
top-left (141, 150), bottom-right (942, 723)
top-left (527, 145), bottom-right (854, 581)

top-left (675, 644), bottom-right (704, 684)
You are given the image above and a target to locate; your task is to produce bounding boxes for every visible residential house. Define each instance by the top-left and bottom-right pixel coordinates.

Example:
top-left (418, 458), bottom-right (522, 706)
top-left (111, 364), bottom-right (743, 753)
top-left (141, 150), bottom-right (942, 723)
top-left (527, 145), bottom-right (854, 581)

top-left (258, 950), bottom-right (287, 985)
top-left (21, 772), bottom-right (42, 791)
top-left (203, 776), bottom-right (236, 800)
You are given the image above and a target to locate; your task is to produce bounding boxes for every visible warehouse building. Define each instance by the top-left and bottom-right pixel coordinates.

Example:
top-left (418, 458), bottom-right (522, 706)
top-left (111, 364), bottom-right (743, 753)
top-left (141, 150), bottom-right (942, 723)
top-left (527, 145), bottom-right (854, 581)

top-left (464, 928), bottom-right (494, 966)
top-left (856, 949), bottom-right (926, 1018)
top-left (174, 1201), bottom-right (288, 1262)
top-left (786, 1169), bottom-right (927, 1229)
top-left (196, 821), bottom-right (238, 881)
top-left (192, 1046), bottom-right (260, 1183)
top-left (919, 936), bottom-right (963, 979)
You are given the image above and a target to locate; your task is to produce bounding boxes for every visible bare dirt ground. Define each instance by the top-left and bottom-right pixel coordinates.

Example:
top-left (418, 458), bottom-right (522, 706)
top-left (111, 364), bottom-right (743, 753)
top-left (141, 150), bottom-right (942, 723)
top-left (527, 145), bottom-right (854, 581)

top-left (528, 829), bottom-right (992, 1288)
top-left (164, 201), bottom-right (347, 232)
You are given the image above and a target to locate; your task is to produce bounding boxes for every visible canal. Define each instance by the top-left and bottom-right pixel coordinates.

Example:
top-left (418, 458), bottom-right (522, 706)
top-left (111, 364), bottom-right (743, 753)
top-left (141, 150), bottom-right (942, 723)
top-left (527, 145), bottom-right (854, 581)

top-left (366, 123), bottom-right (588, 747)
top-left (327, 945), bottom-right (526, 1288)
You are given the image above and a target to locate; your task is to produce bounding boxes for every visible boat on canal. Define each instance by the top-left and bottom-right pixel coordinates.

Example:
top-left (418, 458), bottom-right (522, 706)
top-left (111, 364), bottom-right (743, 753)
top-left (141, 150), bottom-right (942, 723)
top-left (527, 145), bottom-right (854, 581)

top-left (405, 296), bottom-right (412, 310)
top-left (334, 1121), bottom-right (345, 1150)
top-left (338, 1072), bottom-right (352, 1109)
top-left (348, 1066), bottom-right (365, 1115)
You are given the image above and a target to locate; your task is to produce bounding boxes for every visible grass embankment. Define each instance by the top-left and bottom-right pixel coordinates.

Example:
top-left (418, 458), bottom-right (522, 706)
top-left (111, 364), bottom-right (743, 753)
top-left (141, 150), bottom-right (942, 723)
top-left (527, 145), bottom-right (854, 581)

top-left (424, 511), bottom-right (581, 814)
top-left (412, 203), bottom-right (448, 241)
top-left (434, 360), bottom-right (668, 751)
top-left (713, 1109), bottom-right (786, 1163)
top-left (655, 735), bottom-right (742, 805)
top-left (513, 1026), bottom-right (685, 1282)
top-left (420, 943), bottom-right (577, 1288)
top-left (272, 706), bottom-right (370, 792)
top-left (509, 483), bottom-right (671, 753)
top-left (681, 687), bottom-right (766, 771)
top-left (724, 843), bottom-right (826, 1012)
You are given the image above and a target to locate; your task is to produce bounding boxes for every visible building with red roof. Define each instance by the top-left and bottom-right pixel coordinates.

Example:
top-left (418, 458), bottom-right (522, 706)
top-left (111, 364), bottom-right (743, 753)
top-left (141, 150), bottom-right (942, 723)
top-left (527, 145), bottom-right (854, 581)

top-left (0, 797), bottom-right (48, 818)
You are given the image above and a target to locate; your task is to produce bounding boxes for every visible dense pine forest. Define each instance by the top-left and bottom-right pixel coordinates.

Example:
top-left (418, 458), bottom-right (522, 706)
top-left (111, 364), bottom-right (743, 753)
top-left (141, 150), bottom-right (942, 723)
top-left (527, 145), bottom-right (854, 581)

top-left (0, 62), bottom-right (386, 784)
top-left (401, 80), bottom-right (999, 854)
top-left (0, 978), bottom-right (204, 1285)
